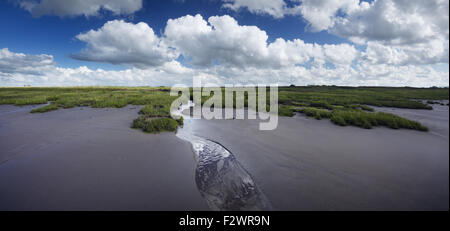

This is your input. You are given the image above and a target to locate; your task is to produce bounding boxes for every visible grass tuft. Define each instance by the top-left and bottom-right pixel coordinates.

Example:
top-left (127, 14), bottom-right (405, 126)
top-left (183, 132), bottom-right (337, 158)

top-left (297, 107), bottom-right (331, 120)
top-left (30, 103), bottom-right (59, 113)
top-left (278, 105), bottom-right (294, 117)
top-left (132, 116), bottom-right (179, 133)
top-left (329, 110), bottom-right (429, 131)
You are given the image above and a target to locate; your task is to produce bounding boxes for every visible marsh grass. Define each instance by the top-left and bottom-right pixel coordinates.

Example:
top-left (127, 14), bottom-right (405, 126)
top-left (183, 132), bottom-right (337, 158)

top-left (278, 86), bottom-right (444, 110)
top-left (281, 86), bottom-right (447, 131)
top-left (330, 110), bottom-right (429, 131)
top-left (278, 105), bottom-right (295, 117)
top-left (359, 105), bottom-right (375, 112)
top-left (296, 105), bottom-right (429, 131)
top-left (308, 101), bottom-right (333, 110)
top-left (30, 103), bottom-right (59, 113)
top-left (140, 104), bottom-right (171, 117)
top-left (131, 103), bottom-right (182, 133)
top-left (297, 107), bottom-right (332, 120)
top-left (1, 86), bottom-right (447, 132)
top-left (132, 116), bottom-right (179, 133)
top-left (14, 97), bottom-right (48, 106)
top-left (0, 87), bottom-right (181, 133)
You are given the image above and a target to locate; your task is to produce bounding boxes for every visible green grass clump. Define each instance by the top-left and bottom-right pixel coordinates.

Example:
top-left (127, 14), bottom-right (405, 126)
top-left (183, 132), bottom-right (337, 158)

top-left (359, 105), bottom-right (375, 112)
top-left (92, 97), bottom-right (128, 108)
top-left (140, 104), bottom-right (171, 117)
top-left (176, 116), bottom-right (184, 126)
top-left (132, 99), bottom-right (183, 133)
top-left (298, 107), bottom-right (331, 120)
top-left (309, 101), bottom-right (333, 110)
top-left (330, 111), bottom-right (373, 129)
top-left (297, 102), bottom-right (429, 131)
top-left (330, 113), bottom-right (347, 126)
top-left (14, 97), bottom-right (48, 106)
top-left (132, 116), bottom-right (179, 133)
top-left (278, 105), bottom-right (294, 117)
top-left (30, 103), bottom-right (59, 113)
top-left (330, 110), bottom-right (428, 131)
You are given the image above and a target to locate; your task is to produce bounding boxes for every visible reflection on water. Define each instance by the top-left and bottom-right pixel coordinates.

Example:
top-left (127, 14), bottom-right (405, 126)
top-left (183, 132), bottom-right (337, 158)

top-left (174, 103), bottom-right (272, 211)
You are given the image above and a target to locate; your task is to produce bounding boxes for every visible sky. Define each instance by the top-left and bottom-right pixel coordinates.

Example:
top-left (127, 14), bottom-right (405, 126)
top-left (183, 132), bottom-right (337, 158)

top-left (0, 0), bottom-right (448, 87)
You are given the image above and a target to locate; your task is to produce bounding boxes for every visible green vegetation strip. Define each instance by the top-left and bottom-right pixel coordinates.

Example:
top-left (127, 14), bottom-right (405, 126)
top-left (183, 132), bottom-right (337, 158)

top-left (30, 103), bottom-right (59, 113)
top-left (1, 86), bottom-right (448, 132)
top-left (295, 107), bottom-right (428, 131)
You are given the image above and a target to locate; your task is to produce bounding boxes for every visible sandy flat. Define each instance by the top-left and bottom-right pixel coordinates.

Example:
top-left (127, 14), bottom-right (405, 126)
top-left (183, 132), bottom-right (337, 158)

top-left (0, 105), bottom-right (208, 210)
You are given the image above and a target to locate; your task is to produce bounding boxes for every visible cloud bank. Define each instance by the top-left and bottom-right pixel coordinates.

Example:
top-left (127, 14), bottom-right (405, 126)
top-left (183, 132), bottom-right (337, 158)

top-left (222, 0), bottom-right (449, 67)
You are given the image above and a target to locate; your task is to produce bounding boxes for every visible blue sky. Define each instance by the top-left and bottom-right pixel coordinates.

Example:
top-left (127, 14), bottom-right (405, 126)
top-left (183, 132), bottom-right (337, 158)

top-left (0, 0), bottom-right (448, 87)
top-left (0, 0), bottom-right (349, 69)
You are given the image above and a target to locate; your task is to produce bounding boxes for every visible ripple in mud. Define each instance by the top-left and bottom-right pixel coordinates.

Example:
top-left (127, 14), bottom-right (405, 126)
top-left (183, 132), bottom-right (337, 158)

top-left (193, 138), bottom-right (271, 211)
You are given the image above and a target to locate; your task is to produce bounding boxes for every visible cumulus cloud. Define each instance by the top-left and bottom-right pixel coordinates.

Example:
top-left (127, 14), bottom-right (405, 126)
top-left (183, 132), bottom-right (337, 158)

top-left (222, 0), bottom-right (449, 67)
top-left (164, 14), bottom-right (357, 68)
top-left (298, 0), bottom-right (362, 32)
top-left (0, 48), bottom-right (54, 75)
top-left (165, 14), bottom-right (271, 67)
top-left (1, 9), bottom-right (448, 87)
top-left (70, 15), bottom-right (358, 70)
top-left (363, 40), bottom-right (449, 66)
top-left (226, 0), bottom-right (448, 46)
top-left (330, 0), bottom-right (449, 45)
top-left (72, 20), bottom-right (178, 68)
top-left (18, 0), bottom-right (143, 17)
top-left (330, 0), bottom-right (449, 66)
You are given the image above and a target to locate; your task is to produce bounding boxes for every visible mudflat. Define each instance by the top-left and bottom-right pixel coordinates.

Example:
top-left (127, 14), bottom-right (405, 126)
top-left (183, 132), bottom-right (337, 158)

top-left (184, 104), bottom-right (449, 210)
top-left (0, 103), bottom-right (448, 210)
top-left (0, 105), bottom-right (208, 210)
top-left (372, 101), bottom-right (449, 139)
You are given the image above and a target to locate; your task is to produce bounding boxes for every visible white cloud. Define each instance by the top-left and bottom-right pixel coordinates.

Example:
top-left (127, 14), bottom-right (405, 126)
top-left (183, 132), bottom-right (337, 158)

top-left (1, 10), bottom-right (448, 87)
top-left (72, 20), bottom-right (178, 68)
top-left (0, 51), bottom-right (194, 86)
top-left (19, 0), bottom-right (143, 17)
top-left (330, 0), bottom-right (449, 66)
top-left (323, 43), bottom-right (359, 66)
top-left (298, 0), bottom-right (362, 32)
top-left (1, 48), bottom-right (448, 87)
top-left (0, 48), bottom-right (54, 75)
top-left (165, 14), bottom-right (271, 67)
top-left (164, 14), bottom-right (357, 68)
top-left (222, 0), bottom-right (301, 18)
top-left (226, 0), bottom-right (448, 47)
top-left (330, 0), bottom-right (449, 45)
top-left (71, 15), bottom-right (358, 69)
top-left (221, 0), bottom-right (449, 68)
top-left (363, 40), bottom-right (449, 66)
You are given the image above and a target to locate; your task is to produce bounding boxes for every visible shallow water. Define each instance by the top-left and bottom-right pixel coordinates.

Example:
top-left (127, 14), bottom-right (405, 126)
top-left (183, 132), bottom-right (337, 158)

top-left (0, 105), bottom-right (208, 210)
top-left (0, 103), bottom-right (447, 210)
top-left (186, 108), bottom-right (449, 210)
top-left (174, 103), bottom-right (272, 211)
